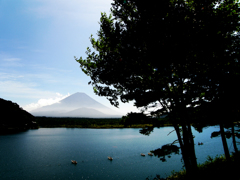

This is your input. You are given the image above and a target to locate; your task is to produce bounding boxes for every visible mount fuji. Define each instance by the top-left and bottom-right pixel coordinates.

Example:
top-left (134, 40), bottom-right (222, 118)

top-left (30, 92), bottom-right (123, 118)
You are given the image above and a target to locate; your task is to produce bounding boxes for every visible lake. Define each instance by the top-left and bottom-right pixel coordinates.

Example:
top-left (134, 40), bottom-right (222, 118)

top-left (0, 126), bottom-right (239, 180)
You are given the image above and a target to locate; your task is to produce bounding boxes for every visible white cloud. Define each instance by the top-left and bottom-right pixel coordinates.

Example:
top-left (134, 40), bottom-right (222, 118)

top-left (0, 53), bottom-right (22, 67)
top-left (27, 0), bottom-right (112, 23)
top-left (3, 58), bottom-right (21, 62)
top-left (0, 79), bottom-right (74, 112)
top-left (0, 81), bottom-right (52, 99)
top-left (23, 92), bottom-right (71, 111)
top-left (0, 52), bottom-right (20, 61)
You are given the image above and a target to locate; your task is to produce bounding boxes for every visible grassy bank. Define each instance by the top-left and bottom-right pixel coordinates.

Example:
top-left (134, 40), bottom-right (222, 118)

top-left (164, 153), bottom-right (240, 180)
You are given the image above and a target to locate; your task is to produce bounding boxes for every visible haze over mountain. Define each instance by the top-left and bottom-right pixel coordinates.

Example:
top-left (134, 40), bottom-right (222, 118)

top-left (30, 92), bottom-right (123, 118)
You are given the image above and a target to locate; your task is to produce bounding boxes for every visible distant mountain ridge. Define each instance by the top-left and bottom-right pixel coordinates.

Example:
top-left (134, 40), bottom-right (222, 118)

top-left (30, 92), bottom-right (123, 118)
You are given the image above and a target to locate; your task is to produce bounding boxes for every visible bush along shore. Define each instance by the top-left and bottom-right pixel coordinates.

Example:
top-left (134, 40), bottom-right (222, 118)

top-left (147, 152), bottom-right (240, 180)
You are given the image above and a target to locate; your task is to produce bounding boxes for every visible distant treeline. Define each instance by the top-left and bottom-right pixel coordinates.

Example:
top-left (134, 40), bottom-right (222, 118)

top-left (35, 112), bottom-right (222, 129)
top-left (35, 117), bottom-right (122, 128)
top-left (34, 115), bottom-right (172, 128)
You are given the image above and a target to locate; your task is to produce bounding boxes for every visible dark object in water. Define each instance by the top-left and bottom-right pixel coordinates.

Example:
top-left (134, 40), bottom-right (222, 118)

top-left (71, 160), bottom-right (77, 164)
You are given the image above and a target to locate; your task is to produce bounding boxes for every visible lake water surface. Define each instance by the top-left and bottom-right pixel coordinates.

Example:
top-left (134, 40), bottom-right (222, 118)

top-left (0, 126), bottom-right (239, 180)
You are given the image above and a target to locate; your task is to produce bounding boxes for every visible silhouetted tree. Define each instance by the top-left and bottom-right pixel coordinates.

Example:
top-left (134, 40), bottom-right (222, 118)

top-left (76, 0), bottom-right (240, 177)
top-left (203, 73), bottom-right (240, 160)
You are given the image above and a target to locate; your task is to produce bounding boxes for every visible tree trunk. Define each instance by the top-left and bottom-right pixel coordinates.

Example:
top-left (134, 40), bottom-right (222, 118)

top-left (174, 124), bottom-right (187, 166)
top-left (187, 123), bottom-right (198, 166)
top-left (220, 123), bottom-right (230, 160)
top-left (182, 123), bottom-right (198, 176)
top-left (173, 122), bottom-right (198, 179)
top-left (232, 123), bottom-right (238, 154)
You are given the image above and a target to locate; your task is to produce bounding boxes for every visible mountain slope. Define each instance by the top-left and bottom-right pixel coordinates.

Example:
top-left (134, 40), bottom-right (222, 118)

top-left (59, 107), bottom-right (109, 118)
top-left (30, 92), bottom-right (123, 118)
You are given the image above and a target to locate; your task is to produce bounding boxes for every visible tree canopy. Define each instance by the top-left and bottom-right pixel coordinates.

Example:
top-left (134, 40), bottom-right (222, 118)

top-left (76, 0), bottom-right (239, 119)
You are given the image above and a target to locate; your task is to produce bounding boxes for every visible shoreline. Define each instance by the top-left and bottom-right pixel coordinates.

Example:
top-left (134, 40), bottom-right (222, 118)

top-left (34, 116), bottom-right (173, 129)
top-left (36, 124), bottom-right (172, 129)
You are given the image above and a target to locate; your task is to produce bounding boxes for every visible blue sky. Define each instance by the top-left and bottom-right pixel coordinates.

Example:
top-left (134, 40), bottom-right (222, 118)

top-left (0, 0), bottom-right (140, 115)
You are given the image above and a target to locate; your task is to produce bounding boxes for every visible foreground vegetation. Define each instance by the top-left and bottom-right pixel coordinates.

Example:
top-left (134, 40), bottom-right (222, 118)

top-left (147, 152), bottom-right (240, 180)
top-left (165, 153), bottom-right (240, 180)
